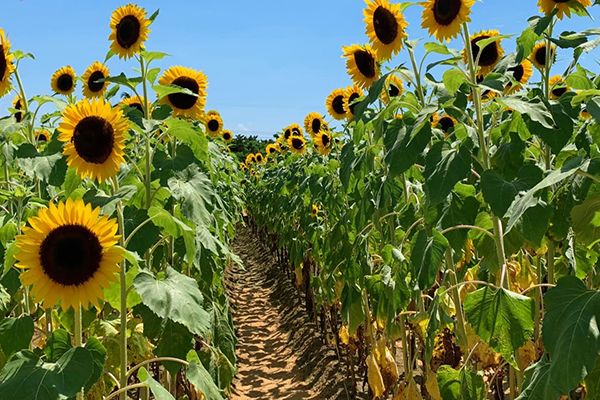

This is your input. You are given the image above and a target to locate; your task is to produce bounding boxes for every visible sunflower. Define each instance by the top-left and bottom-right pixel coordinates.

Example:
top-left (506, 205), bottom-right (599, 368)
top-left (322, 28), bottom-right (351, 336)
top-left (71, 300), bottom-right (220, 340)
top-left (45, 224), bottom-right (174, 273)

top-left (58, 98), bottom-right (129, 183)
top-left (538, 0), bottom-right (592, 20)
top-left (289, 124), bottom-right (303, 137)
top-left (277, 136), bottom-right (289, 152)
top-left (82, 62), bottom-right (110, 99)
top-left (35, 130), bottom-right (50, 143)
top-left (343, 85), bottom-right (365, 120)
top-left (505, 59), bottom-right (533, 94)
top-left (240, 162), bottom-right (247, 171)
top-left (266, 143), bottom-right (280, 156)
top-left (288, 136), bottom-right (307, 155)
top-left (326, 89), bottom-right (348, 120)
top-left (315, 131), bottom-right (333, 155)
top-left (14, 198), bottom-right (123, 311)
top-left (0, 29), bottom-right (15, 98)
top-left (255, 153), bottom-right (265, 164)
top-left (50, 66), bottom-right (76, 96)
top-left (431, 113), bottom-right (458, 135)
top-left (530, 42), bottom-right (556, 70)
top-left (311, 204), bottom-right (319, 217)
top-left (246, 153), bottom-right (255, 165)
top-left (120, 96), bottom-right (150, 115)
top-left (421, 0), bottom-right (475, 42)
top-left (109, 4), bottom-right (151, 59)
top-left (382, 74), bottom-right (404, 104)
top-left (12, 96), bottom-right (23, 123)
top-left (363, 0), bottom-right (408, 60)
top-left (203, 111), bottom-right (223, 137)
top-left (221, 130), bottom-right (233, 143)
top-left (158, 66), bottom-right (208, 119)
top-left (304, 112), bottom-right (327, 137)
top-left (549, 75), bottom-right (571, 100)
top-left (462, 30), bottom-right (505, 75)
top-left (342, 44), bottom-right (380, 89)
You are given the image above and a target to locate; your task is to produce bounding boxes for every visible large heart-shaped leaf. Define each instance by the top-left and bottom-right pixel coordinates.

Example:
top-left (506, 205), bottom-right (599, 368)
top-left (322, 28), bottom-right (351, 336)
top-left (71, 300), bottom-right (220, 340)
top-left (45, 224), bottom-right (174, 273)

top-left (437, 365), bottom-right (485, 400)
top-left (0, 315), bottom-right (34, 359)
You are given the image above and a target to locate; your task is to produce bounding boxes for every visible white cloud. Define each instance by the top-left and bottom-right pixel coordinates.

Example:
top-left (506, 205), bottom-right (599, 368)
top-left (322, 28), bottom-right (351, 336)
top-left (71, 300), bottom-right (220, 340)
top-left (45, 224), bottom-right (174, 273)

top-left (237, 123), bottom-right (252, 132)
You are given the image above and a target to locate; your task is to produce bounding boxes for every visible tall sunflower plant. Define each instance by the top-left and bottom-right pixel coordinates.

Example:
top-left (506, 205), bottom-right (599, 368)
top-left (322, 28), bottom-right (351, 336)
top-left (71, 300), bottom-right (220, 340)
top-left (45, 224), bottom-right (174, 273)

top-left (0, 5), bottom-right (244, 400)
top-left (245, 1), bottom-right (600, 399)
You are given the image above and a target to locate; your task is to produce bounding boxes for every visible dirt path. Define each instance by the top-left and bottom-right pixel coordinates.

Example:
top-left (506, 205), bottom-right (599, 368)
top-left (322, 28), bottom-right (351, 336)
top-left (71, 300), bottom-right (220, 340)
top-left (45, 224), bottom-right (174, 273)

top-left (225, 226), bottom-right (352, 400)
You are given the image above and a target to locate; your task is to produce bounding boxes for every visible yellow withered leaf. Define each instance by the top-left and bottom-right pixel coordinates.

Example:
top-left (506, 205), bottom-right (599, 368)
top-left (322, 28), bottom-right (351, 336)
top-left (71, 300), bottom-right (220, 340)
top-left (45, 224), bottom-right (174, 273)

top-left (393, 378), bottom-right (423, 400)
top-left (339, 325), bottom-right (350, 345)
top-left (425, 373), bottom-right (443, 400)
top-left (367, 353), bottom-right (385, 398)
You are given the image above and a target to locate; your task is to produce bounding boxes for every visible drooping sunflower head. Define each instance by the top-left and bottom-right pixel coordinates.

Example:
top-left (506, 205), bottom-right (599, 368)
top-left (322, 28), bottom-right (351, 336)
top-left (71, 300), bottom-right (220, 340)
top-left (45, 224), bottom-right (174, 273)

top-left (288, 136), bottom-right (307, 155)
top-left (120, 96), bottom-right (150, 115)
top-left (14, 198), bottom-right (123, 311)
top-left (266, 143), bottom-right (280, 156)
top-left (203, 110), bottom-right (223, 137)
top-left (82, 62), bottom-right (110, 99)
top-left (549, 75), bottom-right (571, 100)
top-left (382, 74), bottom-right (404, 104)
top-left (246, 153), bottom-right (255, 165)
top-left (343, 85), bottom-right (365, 120)
top-left (35, 129), bottom-right (50, 143)
top-left (311, 204), bottom-right (319, 217)
top-left (158, 66), bottom-right (208, 119)
top-left (363, 0), bottom-right (408, 60)
top-left (0, 29), bottom-right (15, 99)
top-left (326, 88), bottom-right (348, 120)
top-left (255, 153), bottom-right (265, 163)
top-left (109, 4), bottom-right (152, 59)
top-left (222, 130), bottom-right (233, 143)
top-left (421, 0), bottom-right (475, 42)
top-left (58, 98), bottom-right (129, 183)
top-left (505, 59), bottom-right (533, 94)
top-left (538, 0), bottom-right (592, 20)
top-left (304, 112), bottom-right (327, 137)
top-left (12, 95), bottom-right (23, 123)
top-left (51, 66), bottom-right (76, 96)
top-left (462, 30), bottom-right (505, 75)
top-left (431, 113), bottom-right (458, 135)
top-left (342, 44), bottom-right (380, 89)
top-left (315, 131), bottom-right (333, 156)
top-left (289, 124), bottom-right (303, 137)
top-left (530, 41), bottom-right (556, 70)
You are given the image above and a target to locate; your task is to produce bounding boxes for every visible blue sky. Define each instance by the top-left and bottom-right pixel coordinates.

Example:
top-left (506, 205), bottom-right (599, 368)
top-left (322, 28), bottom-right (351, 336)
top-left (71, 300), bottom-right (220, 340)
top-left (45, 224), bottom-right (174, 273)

top-left (1, 0), bottom-right (597, 140)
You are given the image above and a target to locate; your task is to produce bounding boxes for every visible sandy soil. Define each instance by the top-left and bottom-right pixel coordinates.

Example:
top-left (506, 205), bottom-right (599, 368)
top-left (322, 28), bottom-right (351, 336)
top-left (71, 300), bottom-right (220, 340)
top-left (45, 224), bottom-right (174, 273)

top-left (225, 226), bottom-right (355, 400)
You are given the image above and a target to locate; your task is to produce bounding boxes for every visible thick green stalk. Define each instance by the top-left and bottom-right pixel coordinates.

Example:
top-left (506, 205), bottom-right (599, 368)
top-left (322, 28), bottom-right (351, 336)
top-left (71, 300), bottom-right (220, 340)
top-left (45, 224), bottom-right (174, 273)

top-left (13, 68), bottom-right (34, 143)
top-left (74, 304), bottom-right (84, 400)
top-left (139, 56), bottom-right (152, 209)
top-left (406, 43), bottom-right (426, 107)
top-left (445, 248), bottom-right (469, 348)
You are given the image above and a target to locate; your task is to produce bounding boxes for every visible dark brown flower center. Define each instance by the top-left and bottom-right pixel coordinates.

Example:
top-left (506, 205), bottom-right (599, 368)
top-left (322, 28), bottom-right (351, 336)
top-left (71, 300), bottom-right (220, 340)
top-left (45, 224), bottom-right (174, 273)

top-left (292, 127), bottom-right (301, 136)
top-left (73, 116), bottom-right (115, 164)
top-left (321, 134), bottom-right (331, 147)
top-left (284, 129), bottom-right (291, 139)
top-left (168, 76), bottom-right (199, 110)
top-left (38, 133), bottom-right (49, 142)
top-left (223, 131), bottom-right (231, 140)
top-left (116, 15), bottom-right (141, 49)
top-left (40, 224), bottom-right (103, 286)
top-left (208, 119), bottom-right (219, 132)
top-left (15, 99), bottom-right (22, 123)
top-left (552, 0), bottom-right (570, 3)
top-left (438, 116), bottom-right (455, 133)
top-left (471, 35), bottom-right (499, 68)
top-left (534, 45), bottom-right (553, 67)
top-left (127, 102), bottom-right (144, 113)
top-left (508, 64), bottom-right (524, 82)
top-left (332, 95), bottom-right (346, 115)
top-left (389, 83), bottom-right (400, 98)
top-left (348, 93), bottom-right (360, 115)
top-left (354, 50), bottom-right (376, 78)
top-left (88, 71), bottom-right (106, 93)
top-left (552, 86), bottom-right (567, 97)
top-left (433, 0), bottom-right (462, 26)
top-left (0, 47), bottom-right (6, 79)
top-left (311, 118), bottom-right (322, 134)
top-left (256, 154), bottom-right (263, 162)
top-left (57, 74), bottom-right (74, 92)
top-left (291, 138), bottom-right (304, 150)
top-left (373, 6), bottom-right (398, 45)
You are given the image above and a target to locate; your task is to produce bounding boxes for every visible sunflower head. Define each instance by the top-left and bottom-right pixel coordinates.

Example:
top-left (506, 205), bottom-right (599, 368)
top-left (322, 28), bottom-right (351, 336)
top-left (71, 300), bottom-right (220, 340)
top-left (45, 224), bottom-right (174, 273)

top-left (382, 74), bottom-right (404, 104)
top-left (158, 66), bottom-right (208, 119)
top-left (246, 153), bottom-right (255, 165)
top-left (421, 0), bottom-right (475, 42)
top-left (530, 41), bottom-right (556, 70)
top-left (363, 0), bottom-right (408, 60)
top-left (51, 66), bottom-right (76, 96)
top-left (343, 85), bottom-right (365, 120)
top-left (315, 131), bottom-right (333, 156)
top-left (255, 153), bottom-right (265, 163)
top-left (12, 95), bottom-right (23, 123)
top-left (35, 129), bottom-right (50, 143)
top-left (109, 4), bottom-right (152, 59)
top-left (311, 204), bottom-right (319, 217)
top-left (221, 129), bottom-right (233, 143)
top-left (288, 136), bottom-right (307, 155)
top-left (240, 162), bottom-right (247, 171)
top-left (120, 96), bottom-right (150, 115)
top-left (549, 75), bottom-right (571, 100)
top-left (58, 98), bottom-right (129, 182)
top-left (304, 112), bottom-right (327, 137)
top-left (431, 113), bottom-right (458, 135)
top-left (14, 198), bottom-right (123, 311)
top-left (289, 124), bottom-right (303, 137)
top-left (203, 110), bottom-right (223, 137)
top-left (538, 0), bottom-right (592, 20)
top-left (0, 29), bottom-right (15, 99)
top-left (342, 44), bottom-right (380, 89)
top-left (82, 62), bottom-right (110, 99)
top-left (266, 143), bottom-right (280, 156)
top-left (462, 30), bottom-right (505, 75)
top-left (326, 88), bottom-right (348, 120)
top-left (505, 59), bottom-right (533, 94)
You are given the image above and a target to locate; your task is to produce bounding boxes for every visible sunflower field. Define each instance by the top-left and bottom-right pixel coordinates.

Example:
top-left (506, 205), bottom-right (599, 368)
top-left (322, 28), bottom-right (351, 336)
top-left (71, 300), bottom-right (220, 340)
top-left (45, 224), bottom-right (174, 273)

top-left (0, 0), bottom-right (599, 400)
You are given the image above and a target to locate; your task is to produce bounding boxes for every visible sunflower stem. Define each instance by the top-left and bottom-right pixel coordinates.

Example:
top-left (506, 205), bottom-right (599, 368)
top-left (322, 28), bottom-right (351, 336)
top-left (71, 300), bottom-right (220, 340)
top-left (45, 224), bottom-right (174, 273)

top-left (13, 68), bottom-right (34, 143)
top-left (445, 247), bottom-right (469, 350)
top-left (405, 41), bottom-right (426, 107)
top-left (74, 303), bottom-right (84, 400)
top-left (138, 55), bottom-right (152, 210)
